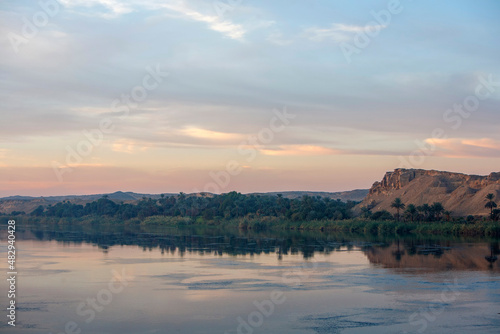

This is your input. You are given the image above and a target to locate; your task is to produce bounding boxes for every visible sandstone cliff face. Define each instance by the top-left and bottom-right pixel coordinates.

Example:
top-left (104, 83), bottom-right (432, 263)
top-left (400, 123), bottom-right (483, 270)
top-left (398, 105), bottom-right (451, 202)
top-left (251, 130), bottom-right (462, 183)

top-left (358, 169), bottom-right (500, 216)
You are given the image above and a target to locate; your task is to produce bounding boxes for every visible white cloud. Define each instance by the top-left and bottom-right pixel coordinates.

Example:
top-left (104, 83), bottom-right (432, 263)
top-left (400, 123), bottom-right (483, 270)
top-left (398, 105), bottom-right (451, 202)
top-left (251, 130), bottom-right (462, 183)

top-left (303, 23), bottom-right (386, 43)
top-left (160, 1), bottom-right (246, 39)
top-left (61, 0), bottom-right (248, 39)
top-left (59, 0), bottom-right (134, 18)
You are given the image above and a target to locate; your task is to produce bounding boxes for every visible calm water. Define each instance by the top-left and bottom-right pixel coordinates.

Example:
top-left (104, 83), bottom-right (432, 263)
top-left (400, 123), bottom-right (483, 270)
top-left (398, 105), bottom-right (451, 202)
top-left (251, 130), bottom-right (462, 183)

top-left (1, 226), bottom-right (499, 333)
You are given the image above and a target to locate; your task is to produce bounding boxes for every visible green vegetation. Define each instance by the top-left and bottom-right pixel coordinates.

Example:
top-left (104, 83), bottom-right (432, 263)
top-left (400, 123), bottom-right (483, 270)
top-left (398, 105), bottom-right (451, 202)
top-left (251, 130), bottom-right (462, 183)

top-left (390, 197), bottom-right (405, 221)
top-left (7, 214), bottom-right (500, 237)
top-left (27, 192), bottom-right (356, 221)
top-left (1, 191), bottom-right (498, 237)
top-left (485, 193), bottom-right (498, 220)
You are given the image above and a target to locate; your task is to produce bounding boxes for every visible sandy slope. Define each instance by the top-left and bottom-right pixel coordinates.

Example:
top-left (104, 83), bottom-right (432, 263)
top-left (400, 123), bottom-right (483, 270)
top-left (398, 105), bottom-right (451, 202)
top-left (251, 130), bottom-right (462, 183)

top-left (356, 169), bottom-right (500, 216)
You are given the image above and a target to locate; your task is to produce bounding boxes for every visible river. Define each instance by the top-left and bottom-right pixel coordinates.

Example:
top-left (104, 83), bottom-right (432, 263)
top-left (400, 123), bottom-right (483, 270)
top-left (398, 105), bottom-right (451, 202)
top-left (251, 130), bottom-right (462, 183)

top-left (1, 225), bottom-right (499, 333)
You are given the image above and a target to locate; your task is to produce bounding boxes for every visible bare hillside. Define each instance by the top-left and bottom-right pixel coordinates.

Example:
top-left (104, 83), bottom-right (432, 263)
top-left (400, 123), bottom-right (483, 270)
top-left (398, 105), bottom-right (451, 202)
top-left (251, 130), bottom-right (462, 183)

top-left (356, 169), bottom-right (500, 217)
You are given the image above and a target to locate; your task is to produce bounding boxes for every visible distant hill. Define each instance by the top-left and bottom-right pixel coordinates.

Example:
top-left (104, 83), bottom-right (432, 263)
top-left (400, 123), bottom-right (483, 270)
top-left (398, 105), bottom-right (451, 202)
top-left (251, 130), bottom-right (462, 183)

top-left (0, 190), bottom-right (367, 215)
top-left (0, 191), bottom-right (174, 202)
top-left (355, 169), bottom-right (500, 217)
top-left (0, 191), bottom-right (175, 215)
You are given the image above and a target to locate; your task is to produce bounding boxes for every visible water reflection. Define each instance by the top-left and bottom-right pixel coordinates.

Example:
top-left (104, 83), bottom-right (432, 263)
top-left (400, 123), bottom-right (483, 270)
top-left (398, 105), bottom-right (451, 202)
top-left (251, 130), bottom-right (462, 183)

top-left (8, 225), bottom-right (500, 273)
top-left (365, 240), bottom-right (500, 272)
top-left (485, 242), bottom-right (499, 269)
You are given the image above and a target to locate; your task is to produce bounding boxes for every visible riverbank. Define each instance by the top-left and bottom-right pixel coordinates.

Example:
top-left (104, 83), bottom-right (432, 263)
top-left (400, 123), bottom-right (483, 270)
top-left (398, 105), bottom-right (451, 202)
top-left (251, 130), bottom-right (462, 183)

top-left (4, 215), bottom-right (500, 237)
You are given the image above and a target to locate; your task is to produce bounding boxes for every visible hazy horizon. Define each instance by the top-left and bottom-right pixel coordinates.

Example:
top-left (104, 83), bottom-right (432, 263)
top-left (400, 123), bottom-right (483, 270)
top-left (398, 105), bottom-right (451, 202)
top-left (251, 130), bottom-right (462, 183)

top-left (1, 167), bottom-right (499, 198)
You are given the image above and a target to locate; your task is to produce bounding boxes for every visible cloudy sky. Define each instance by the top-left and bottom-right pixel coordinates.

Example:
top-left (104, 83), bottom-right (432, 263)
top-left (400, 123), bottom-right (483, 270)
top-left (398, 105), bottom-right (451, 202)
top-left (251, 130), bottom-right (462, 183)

top-left (1, 0), bottom-right (499, 196)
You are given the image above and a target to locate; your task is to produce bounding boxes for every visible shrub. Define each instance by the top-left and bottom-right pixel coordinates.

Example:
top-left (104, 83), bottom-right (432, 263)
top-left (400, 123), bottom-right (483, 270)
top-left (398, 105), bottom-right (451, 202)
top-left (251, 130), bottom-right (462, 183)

top-left (371, 210), bottom-right (393, 221)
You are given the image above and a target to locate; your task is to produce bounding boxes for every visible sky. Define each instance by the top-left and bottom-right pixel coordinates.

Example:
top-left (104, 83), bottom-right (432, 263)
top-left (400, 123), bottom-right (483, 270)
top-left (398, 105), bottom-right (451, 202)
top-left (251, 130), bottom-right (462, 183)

top-left (0, 0), bottom-right (499, 197)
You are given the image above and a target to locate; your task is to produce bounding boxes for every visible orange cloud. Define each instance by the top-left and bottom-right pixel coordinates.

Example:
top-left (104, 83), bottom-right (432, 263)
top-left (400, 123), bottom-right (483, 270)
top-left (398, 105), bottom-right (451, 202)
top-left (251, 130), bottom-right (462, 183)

top-left (181, 127), bottom-right (245, 141)
top-left (112, 139), bottom-right (151, 153)
top-left (461, 138), bottom-right (500, 150)
top-left (259, 145), bottom-right (340, 156)
top-left (425, 137), bottom-right (500, 158)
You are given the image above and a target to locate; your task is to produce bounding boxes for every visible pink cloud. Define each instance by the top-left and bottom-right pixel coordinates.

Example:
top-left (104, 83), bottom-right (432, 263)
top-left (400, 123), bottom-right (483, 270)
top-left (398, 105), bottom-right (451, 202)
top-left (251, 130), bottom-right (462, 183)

top-left (425, 137), bottom-right (500, 158)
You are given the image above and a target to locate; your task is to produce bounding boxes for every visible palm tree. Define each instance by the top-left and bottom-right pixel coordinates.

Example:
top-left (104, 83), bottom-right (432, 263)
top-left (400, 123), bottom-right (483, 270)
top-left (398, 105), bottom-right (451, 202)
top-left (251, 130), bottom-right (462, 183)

top-left (485, 193), bottom-right (497, 219)
top-left (391, 198), bottom-right (405, 222)
top-left (360, 206), bottom-right (372, 219)
top-left (404, 204), bottom-right (417, 222)
top-left (431, 202), bottom-right (445, 221)
top-left (443, 210), bottom-right (452, 222)
top-left (417, 204), bottom-right (431, 221)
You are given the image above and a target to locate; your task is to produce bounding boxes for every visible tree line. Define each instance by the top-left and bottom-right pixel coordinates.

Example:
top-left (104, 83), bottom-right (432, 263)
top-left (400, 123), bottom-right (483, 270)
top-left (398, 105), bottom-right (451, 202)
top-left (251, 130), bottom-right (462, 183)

top-left (27, 192), bottom-right (357, 221)
top-left (361, 193), bottom-right (499, 222)
top-left (5, 192), bottom-right (498, 223)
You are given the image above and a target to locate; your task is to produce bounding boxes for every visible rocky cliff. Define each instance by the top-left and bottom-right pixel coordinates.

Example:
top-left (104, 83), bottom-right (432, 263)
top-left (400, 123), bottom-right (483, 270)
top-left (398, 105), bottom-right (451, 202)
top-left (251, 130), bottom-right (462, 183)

top-left (357, 169), bottom-right (500, 216)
